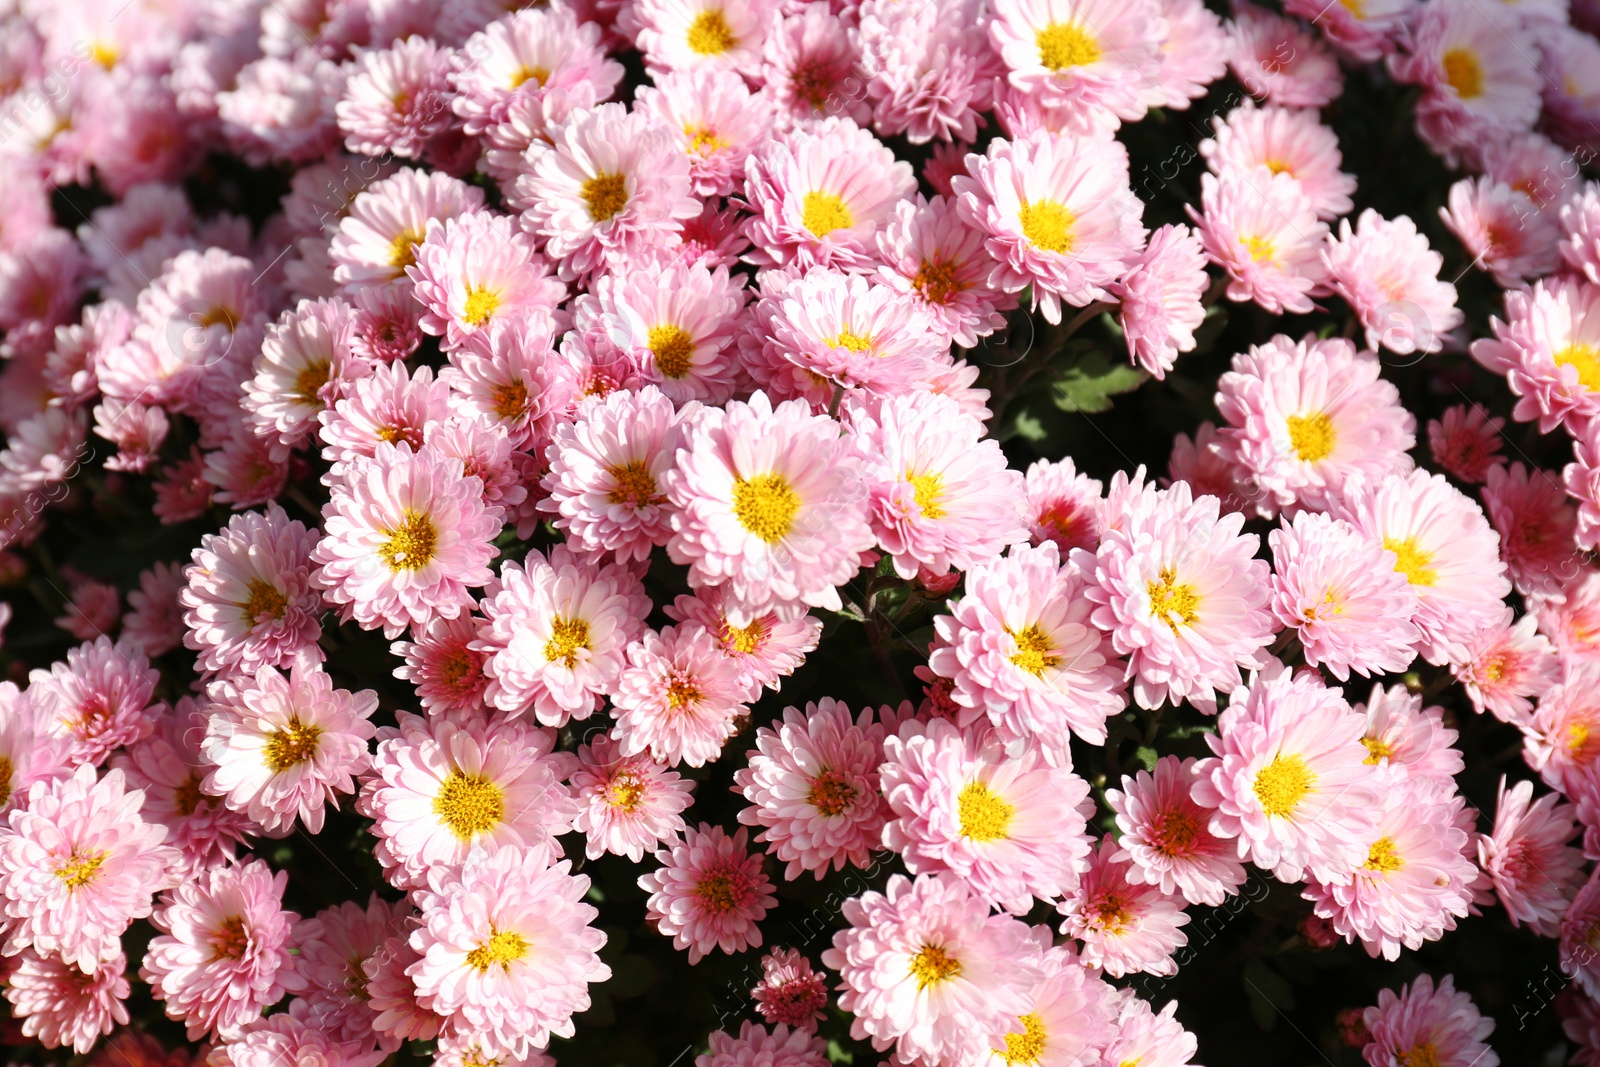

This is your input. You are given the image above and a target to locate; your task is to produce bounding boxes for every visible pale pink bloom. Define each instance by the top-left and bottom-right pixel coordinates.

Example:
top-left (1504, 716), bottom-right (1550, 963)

top-left (244, 298), bottom-right (369, 458)
top-left (676, 198), bottom-right (755, 269)
top-left (432, 1031), bottom-right (553, 1067)
top-left (1428, 403), bottom-right (1504, 483)
top-left (0, 762), bottom-right (177, 972)
top-left (1546, 25), bottom-right (1600, 151)
top-left (1565, 880), bottom-right (1600, 1001)
top-left (215, 54), bottom-right (345, 168)
top-left (1361, 974), bottom-right (1500, 1067)
top-left (821, 872), bottom-right (1043, 1067)
top-left (1192, 667), bottom-right (1384, 884)
top-left (857, 0), bottom-right (999, 145)
top-left (1166, 422), bottom-right (1255, 516)
top-left (1337, 469), bottom-right (1512, 666)
top-left (1191, 167), bottom-right (1328, 315)
top-left (203, 430), bottom-right (291, 512)
top-left (570, 734), bottom-right (694, 862)
top-left (1284, 0), bottom-right (1414, 62)
top-left (46, 299), bottom-right (130, 410)
top-left (1110, 222), bottom-right (1208, 379)
top-left (350, 283), bottom-right (425, 363)
top-left (142, 857), bottom-right (308, 1041)
top-left (1141, 0), bottom-right (1227, 110)
top-left (1100, 994), bottom-right (1200, 1067)
top-left (1440, 177), bottom-right (1559, 288)
top-left (763, 268), bottom-right (945, 396)
top-left (1201, 103), bottom-right (1355, 220)
top-left (408, 844), bottom-right (608, 1055)
top-left (760, 2), bottom-right (869, 129)
top-left (1107, 755), bottom-right (1247, 907)
top-left (1523, 663), bottom-right (1600, 797)
top-left (988, 0), bottom-right (1165, 133)
top-left (751, 948), bottom-right (829, 1030)
top-left (1475, 277), bottom-right (1600, 434)
top-left (449, 7), bottom-right (622, 136)
top-left (735, 698), bottom-right (892, 880)
top-left (0, 232), bottom-right (88, 358)
top-left (93, 398), bottom-right (169, 475)
top-left (1535, 569), bottom-right (1600, 665)
top-left (153, 447), bottom-right (216, 523)
top-left (628, 0), bottom-right (778, 78)
top-left (955, 129), bottom-right (1146, 325)
top-left (743, 118), bottom-right (917, 272)
top-left (639, 823), bottom-right (777, 964)
top-left (698, 1021), bottom-right (827, 1067)
top-left (361, 710), bottom-right (575, 889)
top-left (330, 168), bottom-right (485, 291)
top-left (0, 407), bottom-right (86, 501)
top-left (882, 717), bottom-right (1093, 914)
top-left (474, 544), bottom-right (651, 725)
top-left (875, 194), bottom-right (1015, 349)
top-left (1482, 462), bottom-right (1580, 597)
top-left (318, 360), bottom-right (452, 474)
top-left (1451, 611), bottom-right (1560, 726)
top-left (1084, 481), bottom-right (1277, 712)
top-left (442, 317), bottom-right (579, 450)
top-left (1323, 210), bottom-right (1462, 357)
top-left (30, 635), bottom-right (160, 767)
top-left (1479, 776), bottom-right (1584, 937)
top-left (980, 938), bottom-right (1117, 1067)
top-left (1228, 4), bottom-right (1344, 108)
top-left (612, 623), bottom-right (747, 767)
top-left (54, 573), bottom-right (120, 642)
top-left (423, 418), bottom-right (529, 516)
top-left (4, 947), bottom-right (128, 1053)
top-left (0, 683), bottom-right (71, 814)
top-left (1059, 837), bottom-right (1188, 977)
top-left (1022, 457), bottom-right (1105, 556)
top-left (639, 68), bottom-right (775, 197)
top-left (206, 1002), bottom-right (386, 1067)
top-left (391, 614), bottom-right (491, 715)
top-left (1563, 182), bottom-right (1600, 284)
top-left (336, 36), bottom-right (452, 158)
top-left (408, 211), bottom-right (566, 348)
top-left (664, 587), bottom-right (823, 701)
top-left (200, 660), bottom-right (377, 837)
top-left (364, 934), bottom-right (439, 1045)
top-left (1354, 682), bottom-right (1465, 788)
top-left (1570, 421), bottom-right (1600, 553)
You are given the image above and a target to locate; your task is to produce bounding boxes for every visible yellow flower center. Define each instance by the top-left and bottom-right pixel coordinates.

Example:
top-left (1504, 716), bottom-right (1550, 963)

top-left (908, 472), bottom-right (945, 519)
top-left (1243, 234), bottom-right (1277, 263)
top-left (380, 508), bottom-right (437, 572)
top-left (197, 305), bottom-right (237, 331)
top-left (1362, 736), bottom-right (1394, 764)
top-left (1263, 158), bottom-right (1293, 176)
top-left (1035, 21), bottom-right (1100, 70)
top-left (647, 323), bottom-right (696, 378)
top-left (807, 771), bottom-right (857, 816)
top-left (1092, 891), bottom-right (1133, 933)
top-left (241, 578), bottom-right (288, 624)
top-left (685, 124), bottom-right (729, 156)
top-left (462, 286), bottom-right (501, 327)
top-left (509, 65), bottom-right (548, 89)
top-left (55, 850), bottom-right (106, 889)
top-left (433, 771), bottom-right (506, 840)
top-left (90, 42), bottom-right (119, 69)
top-left (264, 718), bottom-right (323, 772)
top-left (1363, 836), bottom-right (1404, 873)
top-left (1442, 48), bottom-right (1483, 100)
top-left (1399, 1044), bottom-right (1440, 1067)
top-left (0, 755), bottom-right (13, 808)
top-left (829, 329), bottom-right (873, 352)
top-left (608, 460), bottom-right (663, 508)
top-left (1287, 412), bottom-right (1336, 462)
top-left (686, 9), bottom-right (736, 54)
top-left (720, 617), bottom-right (769, 655)
top-left (1018, 199), bottom-right (1075, 254)
top-left (801, 191), bottom-right (854, 237)
top-left (732, 473), bottom-right (800, 543)
top-left (492, 379), bottom-right (528, 420)
top-left (605, 772), bottom-right (646, 811)
top-left (913, 257), bottom-right (963, 305)
top-left (544, 616), bottom-right (591, 668)
top-left (1555, 343), bottom-right (1600, 391)
top-left (388, 227), bottom-right (425, 270)
top-left (1149, 809), bottom-right (1201, 858)
top-left (1253, 754), bottom-right (1313, 817)
top-left (1340, 0), bottom-right (1367, 15)
top-left (1008, 622), bottom-right (1060, 676)
top-left (694, 867), bottom-right (746, 912)
top-left (1147, 567), bottom-right (1200, 631)
top-left (667, 679), bottom-right (703, 710)
top-left (293, 360), bottom-right (331, 403)
top-left (957, 781), bottom-right (1014, 842)
top-left (1384, 536), bottom-right (1437, 587)
top-left (581, 172), bottom-right (628, 223)
top-left (999, 1014), bottom-right (1048, 1066)
top-left (909, 943), bottom-right (961, 989)
top-left (465, 929), bottom-right (529, 972)
top-left (210, 915), bottom-right (249, 960)
top-left (1570, 721), bottom-right (1597, 760)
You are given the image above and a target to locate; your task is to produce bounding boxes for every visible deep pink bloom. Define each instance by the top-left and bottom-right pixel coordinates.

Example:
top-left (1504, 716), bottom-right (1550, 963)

top-left (639, 823), bottom-right (777, 964)
top-left (751, 947), bottom-right (829, 1031)
top-left (1362, 974), bottom-right (1500, 1067)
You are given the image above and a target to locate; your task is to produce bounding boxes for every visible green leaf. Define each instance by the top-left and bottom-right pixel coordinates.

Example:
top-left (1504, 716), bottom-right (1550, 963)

top-left (1133, 745), bottom-right (1159, 771)
top-left (1242, 958), bottom-right (1295, 1032)
top-left (826, 1040), bottom-right (854, 1065)
top-left (1011, 408), bottom-right (1048, 442)
top-left (1051, 353), bottom-right (1148, 413)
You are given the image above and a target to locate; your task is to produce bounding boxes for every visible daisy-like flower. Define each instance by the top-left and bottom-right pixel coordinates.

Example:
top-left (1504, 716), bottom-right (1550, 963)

top-left (954, 128), bottom-right (1146, 325)
top-left (0, 683), bottom-right (71, 815)
top-left (570, 734), bottom-right (695, 862)
top-left (0, 763), bottom-right (178, 973)
top-left (181, 504), bottom-right (325, 676)
top-left (927, 540), bottom-right (1126, 759)
top-left (612, 623), bottom-right (748, 767)
top-left (1283, 0), bottom-right (1413, 62)
top-left (329, 168), bottom-right (485, 291)
top-left (743, 118), bottom-right (917, 272)
top-left (664, 587), bottom-right (823, 702)
top-left (1337, 469), bottom-right (1512, 666)
top-left (1451, 611), bottom-right (1559, 726)
top-left (1478, 776), bottom-right (1585, 938)
top-left (244, 297), bottom-right (369, 458)
top-left (980, 937), bottom-right (1116, 1067)
top-left (408, 211), bottom-right (566, 349)
top-left (1361, 974), bottom-right (1500, 1067)
top-left (1168, 422), bottom-right (1254, 515)
top-left (1021, 457), bottom-right (1102, 555)
top-left (1268, 510), bottom-right (1421, 681)
top-left (1523, 663), bottom-right (1600, 797)
top-left (1474, 277), bottom-right (1600, 434)
top-left (26, 634), bottom-right (159, 769)
top-left (1227, 5), bottom-right (1344, 108)
top-left (874, 194), bottom-right (1015, 349)
top-left (1084, 481), bottom-right (1276, 712)
top-left (1192, 667), bottom-right (1384, 884)
top-left (1322, 209), bottom-right (1462, 357)
top-left (207, 1002), bottom-right (387, 1067)
top-left (335, 35), bottom-right (452, 159)
top-left (120, 561), bottom-right (186, 659)
top-left (821, 872), bottom-right (1043, 1067)
top-left (760, 2), bottom-right (869, 130)
top-left (751, 947), bottom-right (829, 1031)
top-left (1201, 103), bottom-right (1355, 220)
top-left (4, 948), bottom-right (129, 1054)
top-left (988, 0), bottom-right (1165, 133)
top-left (735, 698), bottom-right (892, 881)
top-left (312, 442), bottom-right (501, 639)
top-left (1100, 993), bottom-right (1200, 1067)
top-left (1109, 222), bottom-right (1208, 380)
top-left (1482, 462), bottom-right (1580, 598)
top-left (638, 70), bottom-right (773, 198)
top-left (350, 283), bottom-right (424, 363)
top-left (391, 614), bottom-right (492, 716)
top-left (1439, 176), bottom-right (1560, 288)
top-left (1536, 569), bottom-right (1600, 665)
top-left (443, 316), bottom-right (579, 451)
top-left (360, 711), bottom-right (576, 890)
top-left (297, 894), bottom-right (410, 1044)
top-left (363, 934), bottom-right (438, 1046)
top-left (200, 660), bottom-right (377, 837)
top-left (1428, 403), bottom-right (1504, 483)
top-left (1106, 755), bottom-right (1248, 907)
top-left (408, 843), bottom-right (609, 1056)
top-left (858, 0), bottom-right (999, 145)
top-left (474, 544), bottom-right (651, 725)
top-left (629, 0), bottom-right (778, 78)
top-left (1569, 421), bottom-right (1600, 553)
top-left (1059, 838), bottom-right (1189, 978)
top-left (664, 391), bottom-right (875, 626)
top-left (317, 360), bottom-right (452, 475)
top-left (450, 6), bottom-right (623, 136)
top-left (514, 103), bottom-right (699, 282)
top-left (1190, 167), bottom-right (1328, 315)
top-left (882, 718), bottom-right (1094, 915)
top-left (1354, 683), bottom-right (1464, 788)
top-left (639, 823), bottom-right (777, 964)
top-left (140, 857), bottom-right (308, 1041)
top-left (698, 1021), bottom-right (826, 1067)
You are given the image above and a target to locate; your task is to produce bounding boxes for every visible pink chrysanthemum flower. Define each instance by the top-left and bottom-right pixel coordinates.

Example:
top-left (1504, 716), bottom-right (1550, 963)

top-left (1428, 403), bottom-right (1504, 483)
top-left (1322, 209), bottom-right (1462, 357)
top-left (350, 283), bottom-right (425, 364)
top-left (979, 938), bottom-right (1117, 1067)
top-left (317, 360), bottom-right (452, 475)
top-left (449, 6), bottom-right (622, 137)
top-left (735, 698), bottom-right (891, 880)
top-left (0, 683), bottom-right (70, 815)
top-left (474, 544), bottom-right (651, 725)
top-left (698, 1021), bottom-right (827, 1067)
top-left (207, 1002), bottom-right (386, 1067)
top-left (1337, 469), bottom-right (1512, 666)
top-left (664, 588), bottom-right (823, 702)
top-left (1228, 4), bottom-right (1344, 108)
top-left (407, 844), bottom-right (609, 1056)
top-left (570, 734), bottom-right (695, 862)
top-left (1479, 776), bottom-right (1584, 938)
top-left (244, 297), bottom-right (370, 459)
top-left (423, 418), bottom-right (529, 518)
top-left (1190, 167), bottom-right (1328, 315)
top-left (1569, 421), bottom-right (1600, 553)
top-left (1284, 0), bottom-right (1413, 61)
top-left (153, 449), bottom-right (214, 524)
top-left (1482, 462), bottom-right (1580, 598)
top-left (1021, 457), bottom-right (1103, 555)
top-left (1192, 667), bottom-right (1383, 884)
top-left (1059, 837), bottom-right (1189, 978)
top-left (1354, 683), bottom-right (1464, 788)
top-left (4, 947), bottom-right (129, 1053)
top-left (639, 823), bottom-right (777, 964)
top-left (628, 0), bottom-right (778, 78)
top-left (1536, 569), bottom-right (1600, 665)
top-left (298, 894), bottom-right (406, 1043)
top-left (335, 35), bottom-right (452, 159)
top-left (1303, 776), bottom-right (1476, 961)
top-left (180, 504), bottom-right (324, 676)
top-left (954, 129), bottom-right (1146, 325)
top-left (822, 872), bottom-right (1043, 1066)
top-left (360, 711), bottom-right (575, 890)
top-left (763, 268), bottom-right (945, 397)
top-left (612, 623), bottom-right (748, 767)
top-left (1268, 510), bottom-right (1421, 681)
top-left (1106, 755), bottom-right (1247, 907)
top-left (408, 211), bottom-right (566, 350)
top-left (743, 119), bottom-right (917, 273)
top-left (1565, 881), bottom-right (1600, 1001)
top-left (759, 3), bottom-right (870, 130)
top-left (752, 947), bottom-right (829, 1031)
top-left (0, 762), bottom-right (177, 972)
top-left (1439, 176), bottom-right (1559, 288)
top-left (1451, 611), bottom-right (1559, 727)
top-left (638, 69), bottom-right (774, 197)
top-left (54, 573), bottom-right (120, 641)
top-left (391, 614), bottom-right (491, 716)
top-left (141, 857), bottom-right (308, 1041)
top-left (927, 540), bottom-right (1125, 759)
top-left (312, 442), bottom-right (501, 639)
top-left (330, 168), bottom-right (485, 291)
top-left (874, 194), bottom-right (1015, 349)
top-left (203, 430), bottom-right (291, 513)
top-left (1083, 481), bottom-right (1277, 712)
top-left (200, 660), bottom-right (377, 837)
top-left (882, 718), bottom-right (1093, 914)
top-left (363, 934), bottom-right (439, 1046)
top-left (988, 0), bottom-right (1164, 133)
top-left (30, 635), bottom-right (161, 768)
top-left (443, 317), bottom-right (579, 451)
top-left (1201, 102), bottom-right (1355, 220)
top-left (858, 0), bottom-right (998, 145)
top-left (1109, 222), bottom-right (1208, 380)
top-left (1474, 277), bottom-right (1600, 434)
top-left (1361, 974), bottom-right (1500, 1067)
top-left (1523, 663), bottom-right (1600, 797)
top-left (1167, 421), bottom-right (1254, 515)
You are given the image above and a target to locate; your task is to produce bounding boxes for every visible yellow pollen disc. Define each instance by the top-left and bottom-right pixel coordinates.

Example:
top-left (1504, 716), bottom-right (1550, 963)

top-left (264, 718), bottom-right (323, 772)
top-left (829, 329), bottom-right (873, 353)
top-left (1484, 656), bottom-right (1506, 683)
top-left (1340, 0), bottom-right (1366, 15)
top-left (1008, 622), bottom-right (1060, 676)
top-left (957, 781), bottom-right (1015, 842)
top-left (1253, 754), bottom-right (1313, 817)
top-left (1570, 721), bottom-right (1593, 757)
top-left (684, 124), bottom-right (729, 156)
top-left (388, 227), bottom-right (425, 270)
top-left (608, 460), bottom-right (663, 508)
top-left (999, 1014), bottom-right (1048, 1066)
top-left (647, 323), bottom-right (696, 379)
top-left (732, 473), bottom-right (800, 543)
top-left (380, 508), bottom-right (438, 572)
top-left (465, 929), bottom-right (530, 972)
top-left (90, 42), bottom-right (119, 69)
top-left (210, 915), bottom-right (249, 960)
top-left (1555, 343), bottom-right (1600, 391)
top-left (667, 679), bottom-right (703, 710)
top-left (1441, 48), bottom-right (1483, 100)
top-left (544, 616), bottom-right (592, 668)
top-left (1363, 835), bottom-right (1404, 873)
top-left (174, 773), bottom-right (205, 817)
top-left (1147, 567), bottom-right (1200, 632)
top-left (686, 8), bottom-right (736, 55)
top-left (720, 617), bottom-right (768, 654)
top-left (1035, 21), bottom-right (1100, 70)
top-left (694, 868), bottom-right (746, 912)
top-left (1399, 1044), bottom-right (1440, 1067)
top-left (1092, 892), bottom-right (1133, 933)
top-left (581, 172), bottom-right (629, 223)
top-left (433, 771), bottom-right (506, 840)
top-left (605, 772), bottom-right (646, 810)
top-left (241, 578), bottom-right (289, 624)
top-left (0, 754), bottom-right (13, 808)
top-left (801, 191), bottom-right (854, 237)
top-left (1242, 234), bottom-right (1277, 263)
top-left (1263, 158), bottom-right (1293, 176)
top-left (1150, 809), bottom-right (1201, 858)
top-left (1287, 411), bottom-right (1336, 462)
top-left (55, 850), bottom-right (106, 889)
top-left (908, 943), bottom-right (961, 989)
top-left (197, 305), bottom-right (237, 330)
top-left (509, 65), bottom-right (549, 89)
top-left (462, 286), bottom-right (502, 327)
top-left (1384, 536), bottom-right (1437, 587)
top-left (439, 648), bottom-right (481, 694)
top-left (293, 360), bottom-right (331, 403)
top-left (376, 423), bottom-right (421, 447)
top-left (908, 471), bottom-right (946, 520)
top-left (913, 257), bottom-right (963, 305)
top-left (807, 771), bottom-right (857, 817)
top-left (1361, 736), bottom-right (1394, 765)
top-left (491, 379), bottom-right (528, 420)
top-left (1018, 199), bottom-right (1075, 254)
